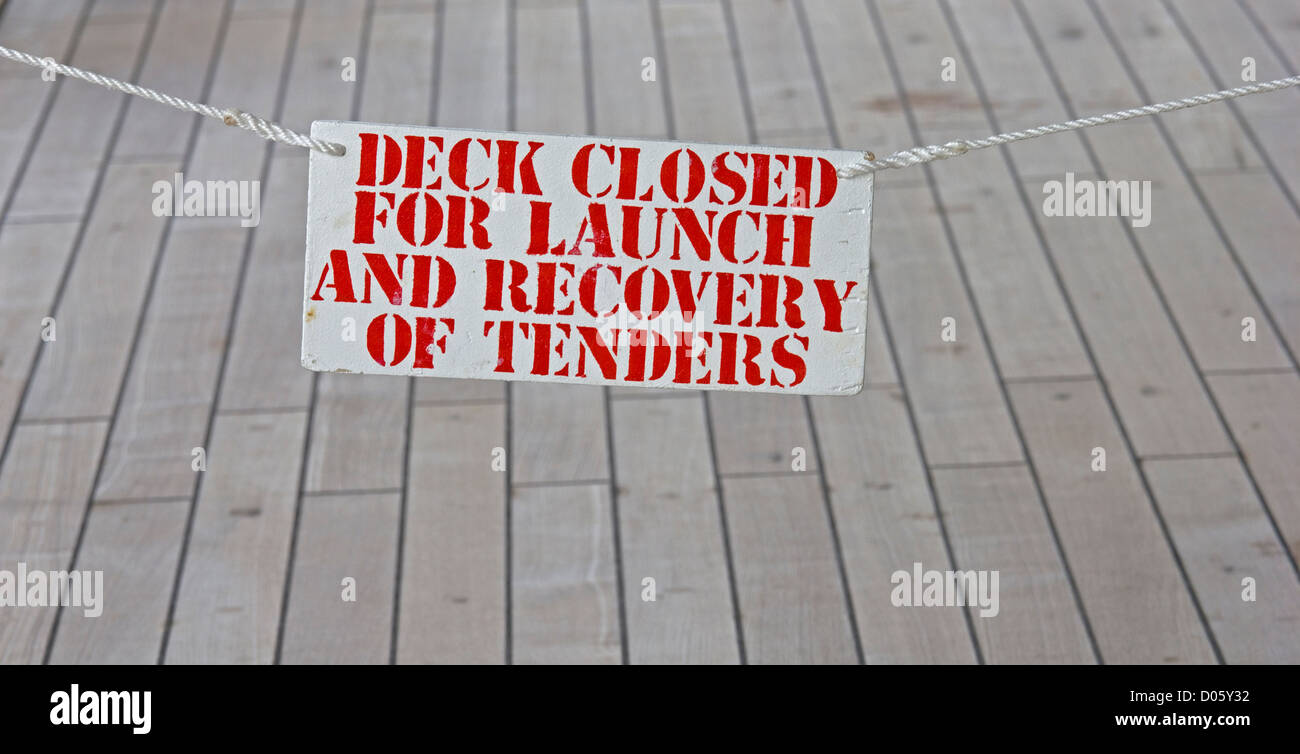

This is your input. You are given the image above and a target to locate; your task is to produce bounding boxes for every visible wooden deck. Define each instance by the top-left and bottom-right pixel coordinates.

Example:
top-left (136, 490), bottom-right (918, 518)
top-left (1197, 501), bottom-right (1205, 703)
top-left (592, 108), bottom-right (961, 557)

top-left (0, 0), bottom-right (1297, 664)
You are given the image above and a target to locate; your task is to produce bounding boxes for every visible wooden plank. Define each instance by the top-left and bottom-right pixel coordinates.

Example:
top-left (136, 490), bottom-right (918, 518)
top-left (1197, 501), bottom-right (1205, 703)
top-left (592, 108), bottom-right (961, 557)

top-left (819, 8), bottom-right (1032, 459)
top-left (280, 492), bottom-right (400, 664)
top-left (1008, 379), bottom-right (1218, 663)
top-left (657, 0), bottom-right (747, 145)
top-left (153, 5), bottom-right (294, 180)
top-left (721, 473), bottom-right (857, 663)
top-left (708, 394), bottom-right (817, 475)
top-left (164, 410), bottom-right (306, 664)
top-left (1195, 173), bottom-right (1300, 362)
top-left (0, 222), bottom-right (81, 449)
top-left (0, 1), bottom-right (86, 79)
top-left (21, 161), bottom-right (175, 419)
top-left (372, 0), bottom-right (432, 11)
top-left (47, 500), bottom-right (188, 663)
top-left (217, 156), bottom-right (313, 411)
top-left (798, 0), bottom-right (913, 174)
top-left (354, 4), bottom-right (435, 125)
top-left (869, 0), bottom-right (987, 132)
top-left (250, 0), bottom-right (379, 665)
top-left (724, 0), bottom-right (827, 139)
top-left (940, 0), bottom-right (1092, 180)
top-left (511, 382), bottom-right (607, 484)
top-left (19, 0), bottom-right (262, 666)
top-left (1144, 456), bottom-right (1300, 664)
top-left (87, 0), bottom-right (155, 23)
top-left (511, 482), bottom-right (621, 664)
top-left (7, 2), bottom-right (231, 428)
top-left (1092, 0), bottom-right (1260, 173)
top-left (304, 375), bottom-right (407, 492)
top-left (941, 2), bottom-right (1231, 457)
top-left (931, 465), bottom-right (1095, 664)
top-left (275, 0), bottom-right (368, 129)
top-left (414, 377), bottom-right (504, 404)
top-left (1, 11), bottom-right (174, 470)
top-left (90, 236), bottom-right (257, 498)
top-left (876, 0), bottom-right (1092, 380)
top-left (585, 0), bottom-right (667, 140)
top-left (15, 2), bottom-right (223, 441)
top-left (1090, 0), bottom-right (1297, 370)
top-left (114, 0), bottom-right (226, 159)
top-left (612, 396), bottom-right (738, 663)
top-left (432, 0), bottom-right (507, 131)
top-left (810, 387), bottom-right (976, 664)
top-left (1017, 184), bottom-right (1232, 456)
top-left (0, 421), bottom-right (107, 664)
top-left (202, 0), bottom-right (372, 664)
top-left (220, 0), bottom-right (368, 412)
top-left (1175, 1), bottom-right (1296, 117)
top-left (6, 13), bottom-right (151, 220)
top-left (232, 0), bottom-right (296, 15)
top-left (870, 186), bottom-right (1022, 464)
top-left (924, 141), bottom-right (1093, 379)
top-left (1238, 1), bottom-right (1300, 71)
top-left (1177, 0), bottom-right (1300, 201)
top-left (1019, 0), bottom-right (1292, 373)
top-left (95, 8), bottom-right (295, 500)
top-left (1158, 1), bottom-right (1300, 361)
top-left (862, 288), bottom-right (897, 386)
top-left (1207, 372), bottom-right (1300, 561)
top-left (398, 402), bottom-right (506, 664)
top-left (515, 0), bottom-right (585, 137)
top-left (0, 0), bottom-right (86, 212)
top-left (1235, 0), bottom-right (1300, 197)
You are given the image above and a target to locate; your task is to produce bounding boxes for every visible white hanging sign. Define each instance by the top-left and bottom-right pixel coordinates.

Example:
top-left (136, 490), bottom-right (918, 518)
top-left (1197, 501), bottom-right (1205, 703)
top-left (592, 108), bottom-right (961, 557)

top-left (302, 121), bottom-right (872, 395)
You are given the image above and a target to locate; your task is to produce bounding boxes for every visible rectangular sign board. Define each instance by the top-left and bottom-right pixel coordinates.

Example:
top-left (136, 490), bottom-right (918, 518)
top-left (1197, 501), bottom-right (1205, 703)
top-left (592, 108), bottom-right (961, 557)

top-left (302, 121), bottom-right (872, 395)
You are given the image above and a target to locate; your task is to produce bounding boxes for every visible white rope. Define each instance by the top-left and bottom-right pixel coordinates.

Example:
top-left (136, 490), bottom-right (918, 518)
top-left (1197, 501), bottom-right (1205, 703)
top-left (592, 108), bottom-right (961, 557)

top-left (836, 75), bottom-right (1300, 177)
top-left (1, 42), bottom-right (1294, 169)
top-left (0, 44), bottom-right (346, 156)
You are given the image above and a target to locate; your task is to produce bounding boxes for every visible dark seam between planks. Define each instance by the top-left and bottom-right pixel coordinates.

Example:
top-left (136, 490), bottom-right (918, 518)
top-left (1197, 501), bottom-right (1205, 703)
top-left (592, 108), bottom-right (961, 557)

top-left (159, 0), bottom-right (306, 665)
top-left (275, 0), bottom-right (377, 666)
top-left (37, 0), bottom-right (176, 665)
top-left (1011, 0), bottom-right (1231, 660)
top-left (1089, 0), bottom-right (1300, 584)
top-left (0, 0), bottom-right (94, 539)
